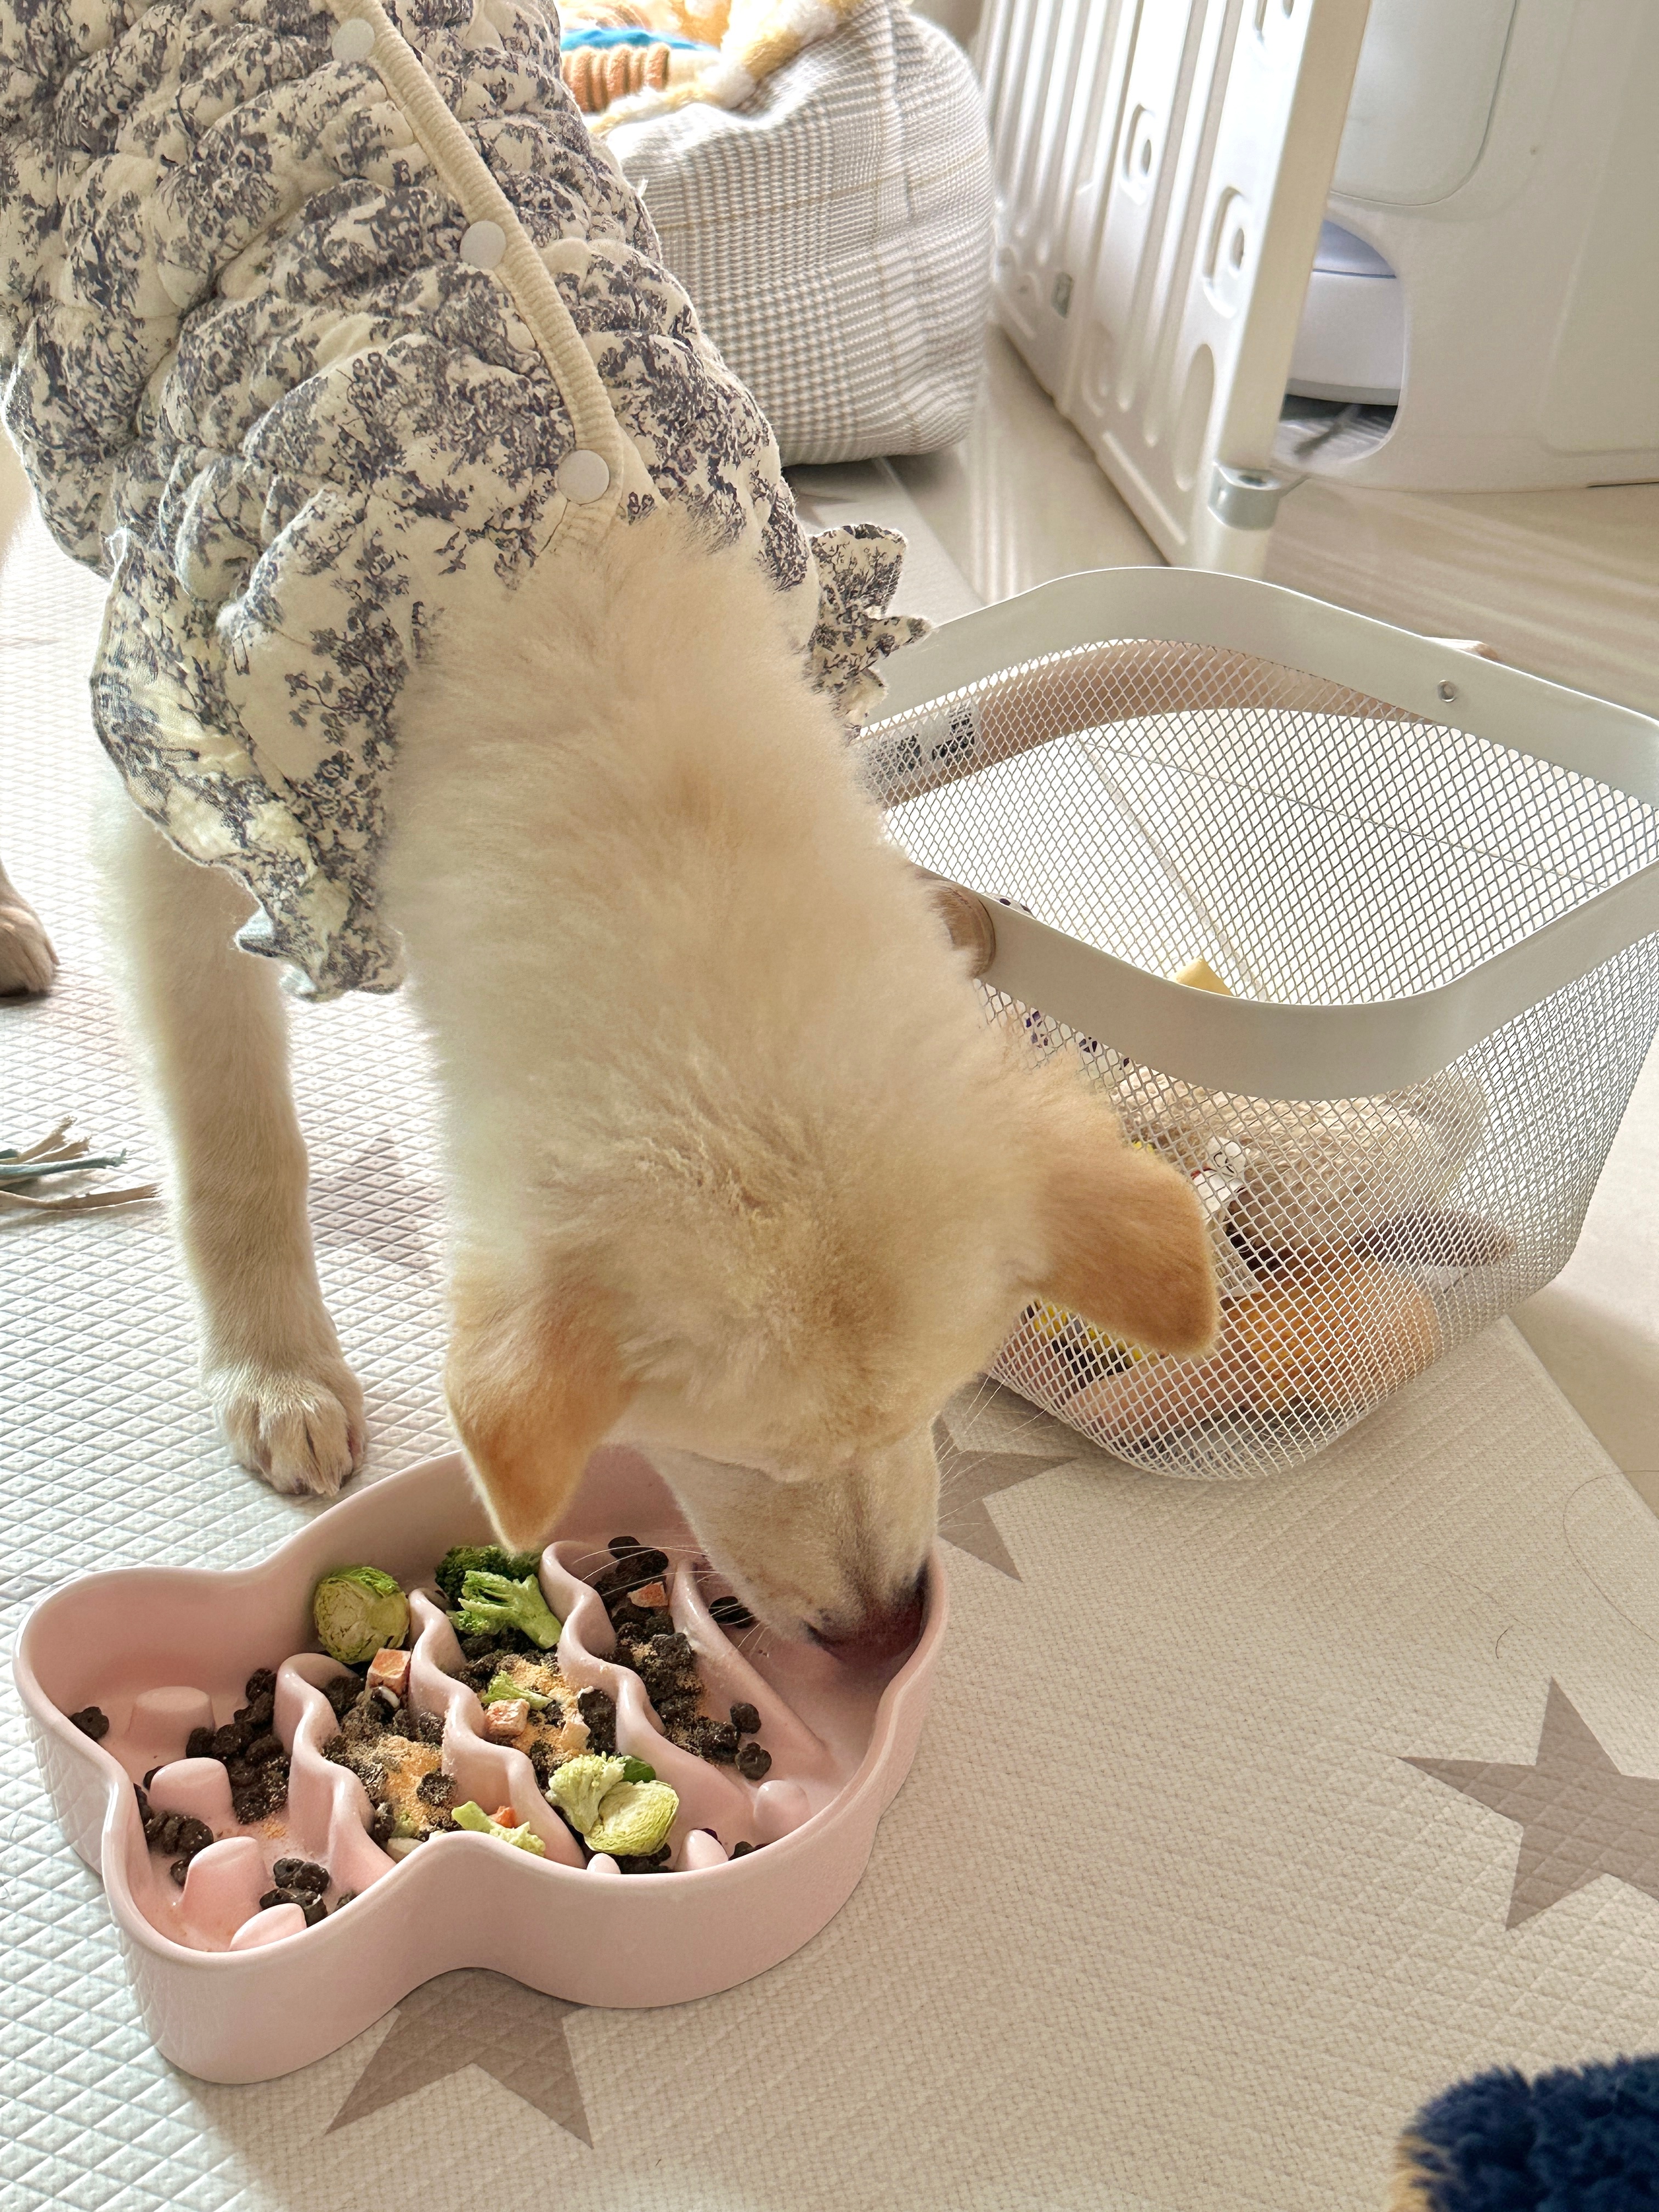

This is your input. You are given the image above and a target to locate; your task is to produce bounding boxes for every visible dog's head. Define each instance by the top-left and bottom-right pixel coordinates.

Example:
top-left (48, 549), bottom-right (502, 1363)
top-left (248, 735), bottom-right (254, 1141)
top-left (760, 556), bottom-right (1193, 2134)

top-left (445, 1054), bottom-right (1216, 1652)
top-left (400, 508), bottom-right (1217, 1651)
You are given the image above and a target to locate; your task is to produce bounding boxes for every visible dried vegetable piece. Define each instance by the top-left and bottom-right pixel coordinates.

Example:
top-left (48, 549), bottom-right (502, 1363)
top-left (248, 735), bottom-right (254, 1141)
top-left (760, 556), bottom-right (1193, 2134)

top-left (312, 1567), bottom-right (409, 1666)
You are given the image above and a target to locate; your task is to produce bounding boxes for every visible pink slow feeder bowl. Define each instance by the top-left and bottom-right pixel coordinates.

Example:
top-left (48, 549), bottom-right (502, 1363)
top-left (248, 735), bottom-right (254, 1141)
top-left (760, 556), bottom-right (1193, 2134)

top-left (14, 1445), bottom-right (945, 2083)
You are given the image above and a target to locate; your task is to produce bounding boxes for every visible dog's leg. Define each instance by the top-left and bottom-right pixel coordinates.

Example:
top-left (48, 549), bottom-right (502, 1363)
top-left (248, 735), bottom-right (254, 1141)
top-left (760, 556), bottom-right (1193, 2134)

top-left (98, 789), bottom-right (366, 1494)
top-left (0, 855), bottom-right (58, 996)
top-left (0, 441), bottom-right (59, 996)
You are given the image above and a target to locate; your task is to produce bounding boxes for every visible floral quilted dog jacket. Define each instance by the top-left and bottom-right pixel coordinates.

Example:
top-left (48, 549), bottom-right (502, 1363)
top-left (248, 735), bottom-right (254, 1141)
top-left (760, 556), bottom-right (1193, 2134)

top-left (0, 0), bottom-right (925, 993)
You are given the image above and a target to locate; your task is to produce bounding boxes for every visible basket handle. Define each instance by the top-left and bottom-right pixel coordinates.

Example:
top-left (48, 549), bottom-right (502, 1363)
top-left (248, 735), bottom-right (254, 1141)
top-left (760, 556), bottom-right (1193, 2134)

top-left (861, 640), bottom-right (1404, 806)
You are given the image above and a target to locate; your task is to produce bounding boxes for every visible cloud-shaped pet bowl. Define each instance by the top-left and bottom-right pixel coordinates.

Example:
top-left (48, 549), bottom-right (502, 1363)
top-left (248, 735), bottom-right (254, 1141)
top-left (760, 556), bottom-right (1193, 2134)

top-left (14, 1446), bottom-right (945, 2083)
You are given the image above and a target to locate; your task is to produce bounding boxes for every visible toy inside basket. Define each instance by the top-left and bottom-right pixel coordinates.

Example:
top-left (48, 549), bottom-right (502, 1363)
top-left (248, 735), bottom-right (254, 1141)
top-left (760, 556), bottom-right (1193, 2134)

top-left (858, 572), bottom-right (1659, 1479)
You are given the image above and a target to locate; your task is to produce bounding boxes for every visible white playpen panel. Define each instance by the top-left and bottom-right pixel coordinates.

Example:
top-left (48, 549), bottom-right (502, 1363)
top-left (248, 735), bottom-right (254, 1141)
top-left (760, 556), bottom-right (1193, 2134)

top-left (979, 0), bottom-right (1370, 573)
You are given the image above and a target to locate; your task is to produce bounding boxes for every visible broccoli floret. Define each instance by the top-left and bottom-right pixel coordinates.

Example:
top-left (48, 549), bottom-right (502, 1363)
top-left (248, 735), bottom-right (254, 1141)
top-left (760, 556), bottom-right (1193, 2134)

top-left (451, 1801), bottom-right (546, 1855)
top-left (448, 1568), bottom-right (562, 1651)
top-left (435, 1545), bottom-right (543, 1609)
top-left (483, 1673), bottom-right (552, 1709)
top-left (547, 1754), bottom-right (627, 1833)
top-left (546, 1753), bottom-right (679, 1857)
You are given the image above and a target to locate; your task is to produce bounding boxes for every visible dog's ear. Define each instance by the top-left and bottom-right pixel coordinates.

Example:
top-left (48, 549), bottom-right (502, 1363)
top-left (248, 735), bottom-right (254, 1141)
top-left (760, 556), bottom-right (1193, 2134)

top-left (445, 1279), bottom-right (634, 1550)
top-left (1035, 1127), bottom-right (1220, 1358)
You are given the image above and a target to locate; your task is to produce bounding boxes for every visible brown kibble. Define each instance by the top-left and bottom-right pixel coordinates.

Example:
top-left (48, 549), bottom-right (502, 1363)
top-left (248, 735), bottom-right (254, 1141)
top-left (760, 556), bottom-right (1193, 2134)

top-left (69, 1706), bottom-right (110, 1741)
top-left (324, 1675), bottom-right (358, 1720)
top-left (577, 1685), bottom-right (616, 1753)
top-left (593, 1549), bottom-right (668, 1599)
top-left (736, 1741), bottom-right (771, 1781)
top-left (730, 1702), bottom-right (760, 1737)
top-left (272, 1857), bottom-right (328, 1894)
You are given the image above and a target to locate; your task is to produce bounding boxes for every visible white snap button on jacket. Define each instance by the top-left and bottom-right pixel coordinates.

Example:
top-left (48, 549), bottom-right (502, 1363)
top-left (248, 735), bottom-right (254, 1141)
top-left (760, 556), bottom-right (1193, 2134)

top-left (556, 448), bottom-right (611, 504)
top-left (459, 219), bottom-right (507, 270)
top-left (330, 17), bottom-right (376, 61)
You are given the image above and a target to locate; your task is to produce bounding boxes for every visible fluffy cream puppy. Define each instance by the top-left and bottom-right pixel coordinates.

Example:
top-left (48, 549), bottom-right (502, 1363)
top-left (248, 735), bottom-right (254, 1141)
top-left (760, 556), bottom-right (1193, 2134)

top-left (100, 507), bottom-right (1217, 1651)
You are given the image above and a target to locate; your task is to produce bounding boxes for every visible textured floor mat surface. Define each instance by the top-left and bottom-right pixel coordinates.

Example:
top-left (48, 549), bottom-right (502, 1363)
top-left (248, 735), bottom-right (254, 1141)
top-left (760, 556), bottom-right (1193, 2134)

top-left (5, 509), bottom-right (1659, 2211)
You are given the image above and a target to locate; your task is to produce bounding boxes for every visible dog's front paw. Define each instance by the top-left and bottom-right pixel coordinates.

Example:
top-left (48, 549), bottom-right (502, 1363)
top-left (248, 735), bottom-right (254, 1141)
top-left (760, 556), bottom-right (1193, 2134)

top-left (210, 1356), bottom-right (368, 1497)
top-left (0, 883), bottom-right (57, 996)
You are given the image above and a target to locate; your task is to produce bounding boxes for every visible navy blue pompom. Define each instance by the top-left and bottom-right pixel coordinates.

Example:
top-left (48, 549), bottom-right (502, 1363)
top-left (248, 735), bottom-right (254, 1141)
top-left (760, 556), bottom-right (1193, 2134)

top-left (1406, 2055), bottom-right (1659, 2211)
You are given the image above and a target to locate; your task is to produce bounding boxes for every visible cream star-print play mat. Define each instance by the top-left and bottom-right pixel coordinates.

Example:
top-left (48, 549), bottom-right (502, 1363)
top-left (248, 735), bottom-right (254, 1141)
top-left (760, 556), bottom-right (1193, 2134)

top-left (7, 488), bottom-right (1659, 2212)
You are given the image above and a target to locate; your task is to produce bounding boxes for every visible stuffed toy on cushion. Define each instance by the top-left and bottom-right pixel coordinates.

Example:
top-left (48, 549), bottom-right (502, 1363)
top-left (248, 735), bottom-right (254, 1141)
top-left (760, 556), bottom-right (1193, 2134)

top-left (573, 0), bottom-right (864, 127)
top-left (1104, 1065), bottom-right (1490, 1263)
top-left (997, 960), bottom-right (1506, 1445)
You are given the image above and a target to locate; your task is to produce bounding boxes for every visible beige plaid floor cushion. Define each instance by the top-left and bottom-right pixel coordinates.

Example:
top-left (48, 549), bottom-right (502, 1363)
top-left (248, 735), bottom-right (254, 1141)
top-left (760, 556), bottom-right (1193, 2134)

top-left (608, 0), bottom-right (991, 464)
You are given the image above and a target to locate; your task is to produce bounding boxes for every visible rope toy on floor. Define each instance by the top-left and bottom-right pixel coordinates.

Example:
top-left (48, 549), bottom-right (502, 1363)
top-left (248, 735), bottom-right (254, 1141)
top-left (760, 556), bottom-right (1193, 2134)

top-left (1, 1119), bottom-right (158, 1216)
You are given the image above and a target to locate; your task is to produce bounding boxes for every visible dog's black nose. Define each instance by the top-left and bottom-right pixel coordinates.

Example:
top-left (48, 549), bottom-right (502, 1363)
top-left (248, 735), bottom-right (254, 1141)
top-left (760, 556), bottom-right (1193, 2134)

top-left (812, 1578), bottom-right (925, 1665)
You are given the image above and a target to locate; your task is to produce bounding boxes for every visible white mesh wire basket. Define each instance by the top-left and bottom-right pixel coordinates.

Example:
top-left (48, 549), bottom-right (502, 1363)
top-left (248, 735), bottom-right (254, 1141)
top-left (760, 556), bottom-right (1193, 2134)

top-left (858, 569), bottom-right (1659, 1479)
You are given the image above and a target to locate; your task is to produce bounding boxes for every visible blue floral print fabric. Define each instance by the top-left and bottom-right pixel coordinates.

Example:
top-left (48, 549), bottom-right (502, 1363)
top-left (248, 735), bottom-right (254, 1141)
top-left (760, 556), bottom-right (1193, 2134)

top-left (0, 0), bottom-right (924, 994)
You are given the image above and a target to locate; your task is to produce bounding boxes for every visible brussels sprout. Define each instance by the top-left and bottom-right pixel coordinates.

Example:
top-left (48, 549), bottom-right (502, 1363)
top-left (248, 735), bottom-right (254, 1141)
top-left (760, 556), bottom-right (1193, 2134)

top-left (312, 1565), bottom-right (409, 1666)
top-left (585, 1780), bottom-right (679, 1859)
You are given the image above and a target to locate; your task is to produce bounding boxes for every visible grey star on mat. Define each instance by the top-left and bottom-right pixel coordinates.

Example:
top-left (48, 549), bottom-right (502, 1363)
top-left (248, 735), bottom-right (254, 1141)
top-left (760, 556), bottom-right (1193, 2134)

top-left (1408, 1680), bottom-right (1659, 1928)
top-left (932, 1416), bottom-right (1076, 1579)
top-left (310, 1136), bottom-right (439, 1278)
top-left (328, 1969), bottom-right (590, 2140)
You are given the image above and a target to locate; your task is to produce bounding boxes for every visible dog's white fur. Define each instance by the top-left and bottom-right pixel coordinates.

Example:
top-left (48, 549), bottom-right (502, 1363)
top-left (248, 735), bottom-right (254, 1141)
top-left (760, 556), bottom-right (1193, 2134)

top-left (68, 505), bottom-right (1217, 1643)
